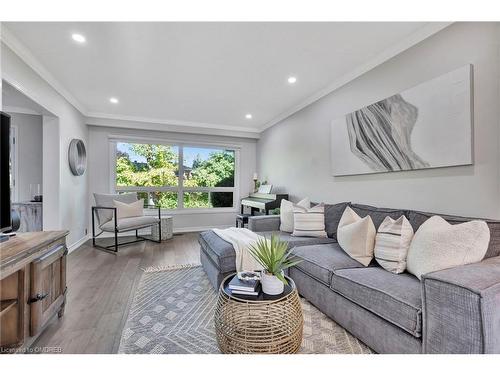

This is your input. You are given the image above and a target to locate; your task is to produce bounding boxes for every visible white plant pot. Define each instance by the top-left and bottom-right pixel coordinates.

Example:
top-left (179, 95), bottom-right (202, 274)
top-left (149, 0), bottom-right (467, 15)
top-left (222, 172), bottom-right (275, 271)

top-left (261, 271), bottom-right (284, 295)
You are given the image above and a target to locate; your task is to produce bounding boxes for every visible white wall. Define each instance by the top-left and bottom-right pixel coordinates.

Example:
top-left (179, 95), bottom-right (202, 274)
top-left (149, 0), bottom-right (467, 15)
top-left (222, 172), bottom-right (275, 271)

top-left (1, 43), bottom-right (89, 248)
top-left (88, 125), bottom-right (257, 232)
top-left (7, 112), bottom-right (43, 202)
top-left (258, 22), bottom-right (500, 219)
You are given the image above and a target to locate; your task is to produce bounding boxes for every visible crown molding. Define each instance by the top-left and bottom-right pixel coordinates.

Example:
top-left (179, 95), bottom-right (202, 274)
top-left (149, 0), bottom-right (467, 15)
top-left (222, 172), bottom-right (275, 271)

top-left (259, 22), bottom-right (453, 132)
top-left (87, 111), bottom-right (260, 133)
top-left (86, 112), bottom-right (260, 139)
top-left (3, 105), bottom-right (42, 116)
top-left (1, 25), bottom-right (88, 115)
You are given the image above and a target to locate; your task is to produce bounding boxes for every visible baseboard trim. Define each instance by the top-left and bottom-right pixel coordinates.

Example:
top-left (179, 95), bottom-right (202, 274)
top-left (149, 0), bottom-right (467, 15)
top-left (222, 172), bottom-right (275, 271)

top-left (174, 225), bottom-right (231, 233)
top-left (67, 234), bottom-right (90, 254)
top-left (94, 224), bottom-right (232, 239)
top-left (67, 225), bottom-right (232, 252)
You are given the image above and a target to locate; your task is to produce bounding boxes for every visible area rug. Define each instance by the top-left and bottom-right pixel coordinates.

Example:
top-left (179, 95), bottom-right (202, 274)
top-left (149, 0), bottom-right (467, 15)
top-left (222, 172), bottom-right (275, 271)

top-left (118, 265), bottom-right (373, 354)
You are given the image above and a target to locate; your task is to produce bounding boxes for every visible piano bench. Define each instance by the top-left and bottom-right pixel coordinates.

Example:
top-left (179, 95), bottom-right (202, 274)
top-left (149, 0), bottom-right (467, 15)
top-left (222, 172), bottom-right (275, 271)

top-left (235, 214), bottom-right (251, 228)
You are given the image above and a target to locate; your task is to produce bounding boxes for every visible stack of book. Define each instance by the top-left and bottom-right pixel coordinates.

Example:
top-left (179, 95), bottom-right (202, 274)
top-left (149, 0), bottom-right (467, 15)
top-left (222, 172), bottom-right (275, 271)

top-left (228, 275), bottom-right (261, 296)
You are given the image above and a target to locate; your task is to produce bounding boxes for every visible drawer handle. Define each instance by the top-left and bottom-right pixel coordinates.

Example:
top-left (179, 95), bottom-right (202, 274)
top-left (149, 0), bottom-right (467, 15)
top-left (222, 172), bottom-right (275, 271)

top-left (28, 292), bottom-right (49, 304)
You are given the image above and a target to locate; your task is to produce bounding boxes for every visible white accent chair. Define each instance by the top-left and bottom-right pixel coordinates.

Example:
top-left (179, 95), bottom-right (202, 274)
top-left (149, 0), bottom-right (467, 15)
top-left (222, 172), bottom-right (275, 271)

top-left (92, 192), bottom-right (161, 252)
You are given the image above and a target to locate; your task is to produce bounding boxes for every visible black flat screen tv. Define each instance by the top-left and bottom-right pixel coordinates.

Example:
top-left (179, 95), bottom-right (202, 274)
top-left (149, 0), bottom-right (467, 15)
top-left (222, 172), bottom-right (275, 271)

top-left (1, 111), bottom-right (12, 233)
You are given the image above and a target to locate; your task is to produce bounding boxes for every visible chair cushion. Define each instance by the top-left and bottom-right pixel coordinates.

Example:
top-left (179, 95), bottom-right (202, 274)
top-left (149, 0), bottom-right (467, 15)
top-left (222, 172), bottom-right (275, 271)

top-left (331, 267), bottom-right (422, 337)
top-left (349, 203), bottom-right (408, 230)
top-left (94, 192), bottom-right (138, 224)
top-left (115, 199), bottom-right (144, 219)
top-left (291, 243), bottom-right (366, 285)
top-left (100, 215), bottom-right (159, 232)
top-left (408, 210), bottom-right (500, 259)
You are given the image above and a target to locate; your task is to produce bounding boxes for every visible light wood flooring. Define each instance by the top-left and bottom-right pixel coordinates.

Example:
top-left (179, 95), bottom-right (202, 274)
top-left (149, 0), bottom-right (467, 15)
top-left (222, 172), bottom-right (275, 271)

top-left (32, 233), bottom-right (201, 353)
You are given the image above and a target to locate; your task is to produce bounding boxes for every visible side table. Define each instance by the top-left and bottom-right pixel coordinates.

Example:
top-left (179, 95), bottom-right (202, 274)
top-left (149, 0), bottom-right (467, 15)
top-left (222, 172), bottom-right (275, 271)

top-left (151, 216), bottom-right (173, 241)
top-left (214, 273), bottom-right (303, 353)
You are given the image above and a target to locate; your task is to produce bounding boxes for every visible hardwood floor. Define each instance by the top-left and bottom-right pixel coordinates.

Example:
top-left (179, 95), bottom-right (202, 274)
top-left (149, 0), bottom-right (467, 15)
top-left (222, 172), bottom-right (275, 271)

top-left (32, 233), bottom-right (201, 353)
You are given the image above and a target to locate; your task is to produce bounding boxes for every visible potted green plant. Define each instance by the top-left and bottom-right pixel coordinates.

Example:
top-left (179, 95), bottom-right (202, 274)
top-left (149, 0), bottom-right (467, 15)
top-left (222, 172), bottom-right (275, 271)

top-left (248, 233), bottom-right (302, 295)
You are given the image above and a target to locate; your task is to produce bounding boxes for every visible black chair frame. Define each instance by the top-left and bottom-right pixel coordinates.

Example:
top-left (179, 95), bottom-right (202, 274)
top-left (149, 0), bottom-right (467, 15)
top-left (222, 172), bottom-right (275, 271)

top-left (91, 205), bottom-right (162, 253)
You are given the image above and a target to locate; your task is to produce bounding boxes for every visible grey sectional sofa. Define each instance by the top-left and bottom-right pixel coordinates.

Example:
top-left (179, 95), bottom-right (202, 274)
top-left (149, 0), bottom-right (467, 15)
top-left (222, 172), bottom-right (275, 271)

top-left (198, 202), bottom-right (500, 354)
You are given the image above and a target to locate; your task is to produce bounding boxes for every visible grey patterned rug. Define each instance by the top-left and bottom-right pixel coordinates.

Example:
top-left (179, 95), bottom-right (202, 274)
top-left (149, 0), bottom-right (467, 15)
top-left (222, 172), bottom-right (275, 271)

top-left (118, 265), bottom-right (372, 354)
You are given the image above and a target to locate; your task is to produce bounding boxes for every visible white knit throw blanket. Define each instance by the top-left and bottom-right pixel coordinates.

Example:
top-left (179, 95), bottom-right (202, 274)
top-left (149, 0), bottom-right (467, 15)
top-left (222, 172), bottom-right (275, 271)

top-left (212, 228), bottom-right (265, 272)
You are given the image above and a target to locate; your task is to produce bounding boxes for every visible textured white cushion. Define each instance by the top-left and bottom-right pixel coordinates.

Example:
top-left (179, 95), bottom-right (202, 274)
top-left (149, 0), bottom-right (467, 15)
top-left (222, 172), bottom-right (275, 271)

top-left (101, 215), bottom-right (159, 232)
top-left (114, 199), bottom-right (144, 219)
top-left (280, 197), bottom-right (310, 233)
top-left (406, 215), bottom-right (490, 280)
top-left (94, 192), bottom-right (138, 224)
top-left (292, 204), bottom-right (327, 238)
top-left (337, 207), bottom-right (376, 266)
top-left (374, 215), bottom-right (414, 274)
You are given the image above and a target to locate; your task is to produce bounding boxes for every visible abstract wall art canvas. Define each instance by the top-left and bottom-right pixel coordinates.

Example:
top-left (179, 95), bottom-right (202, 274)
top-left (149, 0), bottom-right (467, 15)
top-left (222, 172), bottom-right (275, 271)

top-left (330, 65), bottom-right (473, 176)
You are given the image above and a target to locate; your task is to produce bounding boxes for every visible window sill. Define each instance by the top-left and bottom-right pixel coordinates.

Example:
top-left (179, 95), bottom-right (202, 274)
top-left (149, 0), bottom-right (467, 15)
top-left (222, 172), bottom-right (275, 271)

top-left (144, 207), bottom-right (238, 215)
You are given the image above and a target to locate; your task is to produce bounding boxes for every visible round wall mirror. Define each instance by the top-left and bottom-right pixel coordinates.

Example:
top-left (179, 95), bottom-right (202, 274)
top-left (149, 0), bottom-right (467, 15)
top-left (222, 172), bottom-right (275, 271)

top-left (68, 139), bottom-right (87, 176)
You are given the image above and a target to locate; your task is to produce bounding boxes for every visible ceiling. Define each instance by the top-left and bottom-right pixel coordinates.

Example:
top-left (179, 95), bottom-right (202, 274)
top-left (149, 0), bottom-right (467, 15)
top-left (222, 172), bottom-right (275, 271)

top-left (3, 22), bottom-right (443, 132)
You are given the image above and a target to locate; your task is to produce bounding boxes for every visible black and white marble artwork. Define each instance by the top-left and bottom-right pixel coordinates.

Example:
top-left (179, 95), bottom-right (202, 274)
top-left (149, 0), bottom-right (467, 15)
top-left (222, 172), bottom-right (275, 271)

top-left (346, 94), bottom-right (429, 172)
top-left (331, 65), bottom-right (473, 176)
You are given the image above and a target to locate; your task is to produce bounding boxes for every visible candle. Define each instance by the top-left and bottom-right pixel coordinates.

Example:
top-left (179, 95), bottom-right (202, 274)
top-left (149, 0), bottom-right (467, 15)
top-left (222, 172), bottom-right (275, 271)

top-left (253, 172), bottom-right (258, 180)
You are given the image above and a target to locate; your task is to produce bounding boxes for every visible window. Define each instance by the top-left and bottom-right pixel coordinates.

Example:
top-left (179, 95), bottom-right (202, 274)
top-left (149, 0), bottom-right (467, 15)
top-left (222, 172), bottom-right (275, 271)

top-left (114, 141), bottom-right (237, 210)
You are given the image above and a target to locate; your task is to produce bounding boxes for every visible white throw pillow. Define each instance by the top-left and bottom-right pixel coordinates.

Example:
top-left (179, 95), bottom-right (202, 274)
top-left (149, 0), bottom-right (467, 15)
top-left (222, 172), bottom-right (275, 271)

top-left (292, 204), bottom-right (327, 238)
top-left (374, 215), bottom-right (414, 274)
top-left (337, 207), bottom-right (376, 266)
top-left (114, 199), bottom-right (144, 220)
top-left (280, 197), bottom-right (310, 233)
top-left (406, 215), bottom-right (490, 280)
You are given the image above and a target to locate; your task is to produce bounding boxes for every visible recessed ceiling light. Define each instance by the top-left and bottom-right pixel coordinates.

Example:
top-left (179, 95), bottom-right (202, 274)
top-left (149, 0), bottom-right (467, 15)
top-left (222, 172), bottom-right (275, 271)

top-left (71, 33), bottom-right (86, 43)
top-left (287, 76), bottom-right (297, 84)
top-left (109, 97), bottom-right (119, 104)
top-left (245, 114), bottom-right (252, 119)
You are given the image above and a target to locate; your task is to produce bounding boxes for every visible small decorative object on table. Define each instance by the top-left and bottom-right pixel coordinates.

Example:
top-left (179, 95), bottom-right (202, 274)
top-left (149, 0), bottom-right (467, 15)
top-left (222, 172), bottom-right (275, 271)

top-left (237, 271), bottom-right (260, 281)
top-left (29, 183), bottom-right (43, 202)
top-left (227, 272), bottom-right (261, 297)
top-left (252, 172), bottom-right (258, 192)
top-left (151, 215), bottom-right (173, 241)
top-left (248, 233), bottom-right (302, 295)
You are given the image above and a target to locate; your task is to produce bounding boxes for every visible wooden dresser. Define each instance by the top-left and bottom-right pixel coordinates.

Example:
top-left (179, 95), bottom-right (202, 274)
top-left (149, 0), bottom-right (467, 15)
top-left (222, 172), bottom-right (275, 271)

top-left (0, 231), bottom-right (68, 352)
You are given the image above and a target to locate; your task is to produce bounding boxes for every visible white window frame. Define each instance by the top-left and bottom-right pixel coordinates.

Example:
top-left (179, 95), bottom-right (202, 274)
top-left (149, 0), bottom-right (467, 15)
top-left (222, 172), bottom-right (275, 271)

top-left (109, 135), bottom-right (240, 214)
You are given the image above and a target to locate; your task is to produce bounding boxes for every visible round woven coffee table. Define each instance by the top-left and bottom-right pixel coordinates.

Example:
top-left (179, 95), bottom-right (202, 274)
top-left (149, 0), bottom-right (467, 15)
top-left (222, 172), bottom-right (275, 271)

top-left (214, 273), bottom-right (303, 354)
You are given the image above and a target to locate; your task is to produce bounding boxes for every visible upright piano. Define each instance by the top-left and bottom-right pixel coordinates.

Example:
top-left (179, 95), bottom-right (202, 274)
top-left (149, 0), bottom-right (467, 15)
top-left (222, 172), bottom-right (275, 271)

top-left (240, 193), bottom-right (288, 215)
